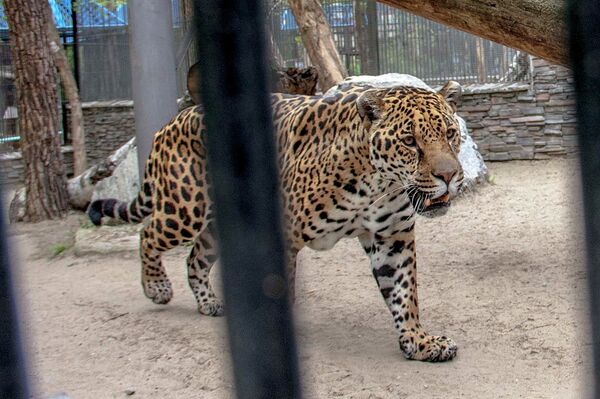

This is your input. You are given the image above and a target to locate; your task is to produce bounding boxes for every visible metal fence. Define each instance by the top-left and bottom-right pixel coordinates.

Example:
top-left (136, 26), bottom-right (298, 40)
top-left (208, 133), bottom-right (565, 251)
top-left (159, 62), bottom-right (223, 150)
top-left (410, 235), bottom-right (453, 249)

top-left (269, 0), bottom-right (527, 85)
top-left (0, 0), bottom-right (528, 151)
top-left (0, 0), bottom-right (193, 151)
top-left (0, 37), bottom-right (17, 150)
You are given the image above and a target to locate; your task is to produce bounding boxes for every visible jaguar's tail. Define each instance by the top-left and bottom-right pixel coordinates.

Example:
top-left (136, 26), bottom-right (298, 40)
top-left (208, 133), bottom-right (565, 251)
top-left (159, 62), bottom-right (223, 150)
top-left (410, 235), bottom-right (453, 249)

top-left (87, 181), bottom-right (153, 226)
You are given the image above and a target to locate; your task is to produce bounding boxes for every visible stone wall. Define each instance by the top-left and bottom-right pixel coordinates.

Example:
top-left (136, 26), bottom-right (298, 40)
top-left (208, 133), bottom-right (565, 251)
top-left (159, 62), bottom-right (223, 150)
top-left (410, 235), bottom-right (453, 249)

top-left (0, 58), bottom-right (577, 186)
top-left (72, 101), bottom-right (136, 166)
top-left (459, 58), bottom-right (576, 161)
top-left (1, 101), bottom-right (135, 187)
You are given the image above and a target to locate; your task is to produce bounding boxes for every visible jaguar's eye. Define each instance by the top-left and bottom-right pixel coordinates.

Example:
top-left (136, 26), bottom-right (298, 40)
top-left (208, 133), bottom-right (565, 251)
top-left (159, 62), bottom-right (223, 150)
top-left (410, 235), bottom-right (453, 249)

top-left (446, 128), bottom-right (457, 140)
top-left (402, 135), bottom-right (416, 147)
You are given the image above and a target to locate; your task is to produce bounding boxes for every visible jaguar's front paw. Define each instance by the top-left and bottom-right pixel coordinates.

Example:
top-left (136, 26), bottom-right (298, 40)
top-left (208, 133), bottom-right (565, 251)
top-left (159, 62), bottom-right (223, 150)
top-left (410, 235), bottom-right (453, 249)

top-left (143, 279), bottom-right (173, 305)
top-left (198, 300), bottom-right (224, 317)
top-left (399, 333), bottom-right (457, 362)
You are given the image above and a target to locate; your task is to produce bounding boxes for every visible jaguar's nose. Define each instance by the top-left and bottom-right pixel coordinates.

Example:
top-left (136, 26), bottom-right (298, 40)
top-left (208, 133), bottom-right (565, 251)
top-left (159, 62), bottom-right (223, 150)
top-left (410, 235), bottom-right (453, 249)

top-left (432, 169), bottom-right (456, 185)
top-left (431, 156), bottom-right (459, 185)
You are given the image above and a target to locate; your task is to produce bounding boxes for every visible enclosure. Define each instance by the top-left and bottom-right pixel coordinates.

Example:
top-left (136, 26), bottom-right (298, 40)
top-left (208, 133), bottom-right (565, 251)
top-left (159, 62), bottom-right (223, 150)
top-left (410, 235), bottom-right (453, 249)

top-left (0, 0), bottom-right (595, 398)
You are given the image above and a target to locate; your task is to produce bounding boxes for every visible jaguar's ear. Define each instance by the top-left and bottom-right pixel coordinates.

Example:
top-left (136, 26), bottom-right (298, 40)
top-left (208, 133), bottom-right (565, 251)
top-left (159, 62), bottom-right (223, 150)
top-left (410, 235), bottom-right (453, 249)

top-left (356, 90), bottom-right (384, 125)
top-left (438, 80), bottom-right (462, 112)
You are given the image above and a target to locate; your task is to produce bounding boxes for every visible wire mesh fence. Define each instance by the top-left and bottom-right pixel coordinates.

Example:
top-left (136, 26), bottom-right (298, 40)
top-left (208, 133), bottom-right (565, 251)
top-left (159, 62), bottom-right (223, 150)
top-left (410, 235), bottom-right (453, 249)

top-left (0, 0), bottom-right (528, 151)
top-left (268, 0), bottom-right (527, 85)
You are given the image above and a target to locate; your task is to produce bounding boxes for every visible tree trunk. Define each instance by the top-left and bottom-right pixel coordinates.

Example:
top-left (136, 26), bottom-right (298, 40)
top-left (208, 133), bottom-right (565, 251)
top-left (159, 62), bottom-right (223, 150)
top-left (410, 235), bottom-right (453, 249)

top-left (45, 2), bottom-right (87, 176)
top-left (288, 0), bottom-right (347, 90)
top-left (379, 0), bottom-right (567, 66)
top-left (4, 0), bottom-right (69, 222)
top-left (475, 37), bottom-right (487, 82)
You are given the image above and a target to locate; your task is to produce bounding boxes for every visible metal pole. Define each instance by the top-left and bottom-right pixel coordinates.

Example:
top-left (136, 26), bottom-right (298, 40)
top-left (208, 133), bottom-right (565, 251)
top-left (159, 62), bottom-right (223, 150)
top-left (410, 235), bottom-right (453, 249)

top-left (0, 189), bottom-right (30, 399)
top-left (366, 0), bottom-right (380, 75)
top-left (194, 0), bottom-right (302, 397)
top-left (70, 0), bottom-right (80, 89)
top-left (568, 1), bottom-right (600, 397)
top-left (128, 0), bottom-right (178, 181)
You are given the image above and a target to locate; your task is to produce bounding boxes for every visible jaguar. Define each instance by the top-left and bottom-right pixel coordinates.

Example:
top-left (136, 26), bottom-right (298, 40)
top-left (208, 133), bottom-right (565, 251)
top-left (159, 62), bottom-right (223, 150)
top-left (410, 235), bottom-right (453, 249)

top-left (88, 81), bottom-right (464, 362)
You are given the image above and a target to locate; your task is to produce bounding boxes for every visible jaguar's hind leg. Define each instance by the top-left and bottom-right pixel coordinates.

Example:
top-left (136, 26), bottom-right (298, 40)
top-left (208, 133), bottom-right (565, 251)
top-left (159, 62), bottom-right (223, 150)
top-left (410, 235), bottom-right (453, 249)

top-left (140, 222), bottom-right (173, 305)
top-left (187, 222), bottom-right (223, 316)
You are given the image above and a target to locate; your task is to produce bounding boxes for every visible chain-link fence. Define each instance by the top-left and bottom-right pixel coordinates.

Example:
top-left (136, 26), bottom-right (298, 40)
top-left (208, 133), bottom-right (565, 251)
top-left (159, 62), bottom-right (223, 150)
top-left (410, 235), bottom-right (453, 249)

top-left (0, 0), bottom-right (528, 151)
top-left (268, 0), bottom-right (527, 85)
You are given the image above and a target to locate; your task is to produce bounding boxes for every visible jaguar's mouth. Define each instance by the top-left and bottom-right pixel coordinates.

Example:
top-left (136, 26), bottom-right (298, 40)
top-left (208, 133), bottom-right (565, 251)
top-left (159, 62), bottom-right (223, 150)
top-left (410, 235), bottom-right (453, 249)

top-left (409, 191), bottom-right (452, 218)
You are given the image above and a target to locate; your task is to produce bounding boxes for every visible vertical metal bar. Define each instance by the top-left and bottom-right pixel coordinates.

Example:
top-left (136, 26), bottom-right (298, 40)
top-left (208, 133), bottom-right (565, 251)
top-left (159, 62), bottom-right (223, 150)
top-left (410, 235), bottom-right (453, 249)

top-left (0, 190), bottom-right (29, 399)
top-left (568, 1), bottom-right (600, 397)
top-left (128, 0), bottom-right (179, 182)
top-left (366, 0), bottom-right (379, 75)
top-left (71, 0), bottom-right (80, 89)
top-left (60, 32), bottom-right (69, 144)
top-left (194, 0), bottom-right (302, 397)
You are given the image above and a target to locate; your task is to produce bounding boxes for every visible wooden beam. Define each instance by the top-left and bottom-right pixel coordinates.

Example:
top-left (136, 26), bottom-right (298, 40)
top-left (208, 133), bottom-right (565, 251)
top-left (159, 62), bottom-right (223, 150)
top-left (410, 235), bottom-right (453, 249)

top-left (379, 0), bottom-right (568, 66)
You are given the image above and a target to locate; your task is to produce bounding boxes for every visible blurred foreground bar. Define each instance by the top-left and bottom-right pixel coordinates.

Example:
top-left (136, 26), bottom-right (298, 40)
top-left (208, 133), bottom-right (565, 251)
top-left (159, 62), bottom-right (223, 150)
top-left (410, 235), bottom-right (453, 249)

top-left (0, 190), bottom-right (29, 398)
top-left (569, 0), bottom-right (600, 397)
top-left (194, 0), bottom-right (302, 398)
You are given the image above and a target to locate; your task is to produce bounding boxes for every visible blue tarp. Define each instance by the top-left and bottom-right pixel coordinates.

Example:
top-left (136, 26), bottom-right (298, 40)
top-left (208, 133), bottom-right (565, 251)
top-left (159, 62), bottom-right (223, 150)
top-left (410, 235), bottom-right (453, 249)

top-left (280, 2), bottom-right (355, 31)
top-left (0, 0), bottom-right (182, 30)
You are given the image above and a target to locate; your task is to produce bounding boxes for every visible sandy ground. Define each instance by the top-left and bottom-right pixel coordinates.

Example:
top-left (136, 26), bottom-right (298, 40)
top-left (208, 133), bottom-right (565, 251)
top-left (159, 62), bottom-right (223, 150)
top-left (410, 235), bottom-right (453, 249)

top-left (5, 159), bottom-right (593, 399)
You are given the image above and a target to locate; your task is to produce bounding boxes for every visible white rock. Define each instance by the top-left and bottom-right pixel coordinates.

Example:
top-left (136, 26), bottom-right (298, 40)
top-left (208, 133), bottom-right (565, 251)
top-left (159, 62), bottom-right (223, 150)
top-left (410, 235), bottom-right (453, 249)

top-left (91, 143), bottom-right (139, 203)
top-left (326, 74), bottom-right (488, 189)
top-left (74, 224), bottom-right (141, 256)
top-left (325, 73), bottom-right (431, 95)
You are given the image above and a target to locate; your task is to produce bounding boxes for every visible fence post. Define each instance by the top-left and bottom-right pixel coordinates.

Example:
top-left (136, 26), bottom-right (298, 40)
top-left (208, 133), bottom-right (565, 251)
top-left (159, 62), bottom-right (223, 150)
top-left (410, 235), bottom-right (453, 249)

top-left (0, 190), bottom-right (29, 398)
top-left (568, 0), bottom-right (600, 397)
top-left (128, 0), bottom-right (179, 182)
top-left (194, 0), bottom-right (302, 397)
top-left (366, 0), bottom-right (379, 75)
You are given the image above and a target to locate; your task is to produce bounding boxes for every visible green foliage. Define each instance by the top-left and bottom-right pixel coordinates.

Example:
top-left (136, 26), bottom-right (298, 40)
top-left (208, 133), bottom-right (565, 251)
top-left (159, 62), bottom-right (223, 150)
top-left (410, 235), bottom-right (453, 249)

top-left (50, 243), bottom-right (70, 257)
top-left (90, 0), bottom-right (127, 11)
top-left (79, 218), bottom-right (96, 229)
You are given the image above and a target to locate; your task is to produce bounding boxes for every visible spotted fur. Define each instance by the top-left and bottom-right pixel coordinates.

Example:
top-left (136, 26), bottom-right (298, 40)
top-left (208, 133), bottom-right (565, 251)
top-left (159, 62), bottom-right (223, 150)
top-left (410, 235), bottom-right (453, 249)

top-left (88, 81), bottom-right (464, 361)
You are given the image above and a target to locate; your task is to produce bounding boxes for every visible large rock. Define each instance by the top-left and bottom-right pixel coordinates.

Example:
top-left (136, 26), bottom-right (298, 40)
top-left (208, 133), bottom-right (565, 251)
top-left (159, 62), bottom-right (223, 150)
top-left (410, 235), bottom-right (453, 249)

top-left (91, 142), bottom-right (139, 203)
top-left (74, 223), bottom-right (141, 256)
top-left (326, 74), bottom-right (488, 189)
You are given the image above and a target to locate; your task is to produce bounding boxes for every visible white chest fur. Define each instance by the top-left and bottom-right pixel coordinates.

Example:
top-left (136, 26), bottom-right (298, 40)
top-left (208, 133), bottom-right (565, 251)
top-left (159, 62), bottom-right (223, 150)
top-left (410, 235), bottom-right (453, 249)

top-left (304, 190), bottom-right (415, 251)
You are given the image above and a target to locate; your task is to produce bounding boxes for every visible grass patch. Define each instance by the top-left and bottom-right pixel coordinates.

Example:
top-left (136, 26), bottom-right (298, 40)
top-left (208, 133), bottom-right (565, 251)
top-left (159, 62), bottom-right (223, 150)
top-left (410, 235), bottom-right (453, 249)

top-left (79, 218), bottom-right (96, 229)
top-left (50, 243), bottom-right (70, 258)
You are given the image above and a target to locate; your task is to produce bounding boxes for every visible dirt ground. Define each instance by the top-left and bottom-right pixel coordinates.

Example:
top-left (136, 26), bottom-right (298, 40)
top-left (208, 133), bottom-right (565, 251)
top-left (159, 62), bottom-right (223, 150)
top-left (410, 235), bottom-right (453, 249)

top-left (6, 159), bottom-right (593, 399)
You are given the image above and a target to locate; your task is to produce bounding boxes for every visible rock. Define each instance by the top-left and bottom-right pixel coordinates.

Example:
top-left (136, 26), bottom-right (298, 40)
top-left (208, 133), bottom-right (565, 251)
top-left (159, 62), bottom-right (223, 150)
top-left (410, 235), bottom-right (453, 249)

top-left (46, 394), bottom-right (72, 399)
top-left (74, 224), bottom-right (142, 256)
top-left (8, 187), bottom-right (25, 224)
top-left (68, 137), bottom-right (137, 210)
top-left (326, 74), bottom-right (488, 190)
top-left (91, 143), bottom-right (139, 203)
top-left (324, 73), bottom-right (431, 96)
top-left (456, 115), bottom-right (488, 187)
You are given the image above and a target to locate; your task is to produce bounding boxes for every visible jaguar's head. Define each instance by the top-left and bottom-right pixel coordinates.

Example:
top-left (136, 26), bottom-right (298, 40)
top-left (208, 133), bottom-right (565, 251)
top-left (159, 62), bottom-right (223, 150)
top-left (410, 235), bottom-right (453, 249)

top-left (356, 81), bottom-right (464, 217)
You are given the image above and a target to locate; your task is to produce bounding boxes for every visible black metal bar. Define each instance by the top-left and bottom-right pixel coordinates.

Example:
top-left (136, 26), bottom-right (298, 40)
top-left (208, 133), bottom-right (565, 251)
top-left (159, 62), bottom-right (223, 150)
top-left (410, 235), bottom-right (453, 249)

top-left (366, 0), bottom-right (379, 75)
top-left (194, 0), bottom-right (302, 397)
top-left (568, 1), bottom-right (600, 397)
top-left (60, 32), bottom-right (69, 145)
top-left (71, 0), bottom-right (80, 89)
top-left (0, 188), bottom-right (30, 398)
